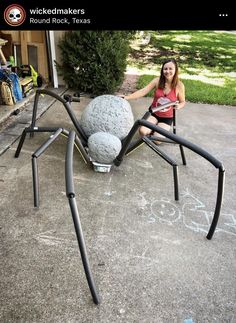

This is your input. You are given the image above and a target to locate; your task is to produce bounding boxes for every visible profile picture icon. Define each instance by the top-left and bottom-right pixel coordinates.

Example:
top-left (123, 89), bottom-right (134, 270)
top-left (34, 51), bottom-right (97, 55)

top-left (4, 4), bottom-right (26, 26)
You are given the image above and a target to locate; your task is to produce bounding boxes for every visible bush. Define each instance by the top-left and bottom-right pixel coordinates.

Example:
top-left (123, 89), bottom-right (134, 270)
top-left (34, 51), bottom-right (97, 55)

top-left (57, 31), bottom-right (134, 95)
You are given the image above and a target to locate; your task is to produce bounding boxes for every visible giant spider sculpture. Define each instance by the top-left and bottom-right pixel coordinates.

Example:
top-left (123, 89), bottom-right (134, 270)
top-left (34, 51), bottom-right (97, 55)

top-left (15, 88), bottom-right (225, 304)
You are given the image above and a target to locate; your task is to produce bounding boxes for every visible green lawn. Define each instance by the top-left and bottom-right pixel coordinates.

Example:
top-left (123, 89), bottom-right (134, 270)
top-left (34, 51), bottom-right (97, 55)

top-left (128, 31), bottom-right (236, 106)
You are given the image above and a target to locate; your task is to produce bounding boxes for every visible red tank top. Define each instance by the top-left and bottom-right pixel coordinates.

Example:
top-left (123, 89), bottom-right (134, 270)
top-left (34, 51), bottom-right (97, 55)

top-left (151, 88), bottom-right (177, 118)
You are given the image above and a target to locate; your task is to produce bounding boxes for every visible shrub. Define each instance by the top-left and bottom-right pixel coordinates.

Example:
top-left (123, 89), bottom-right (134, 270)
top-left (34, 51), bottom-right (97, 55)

top-left (57, 31), bottom-right (134, 95)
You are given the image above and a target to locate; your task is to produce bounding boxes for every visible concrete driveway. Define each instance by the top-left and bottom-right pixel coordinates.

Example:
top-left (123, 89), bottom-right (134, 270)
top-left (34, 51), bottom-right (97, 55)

top-left (0, 92), bottom-right (236, 322)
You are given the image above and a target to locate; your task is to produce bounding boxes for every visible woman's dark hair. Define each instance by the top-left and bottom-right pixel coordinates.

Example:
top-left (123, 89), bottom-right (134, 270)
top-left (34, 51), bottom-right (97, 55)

top-left (158, 58), bottom-right (179, 89)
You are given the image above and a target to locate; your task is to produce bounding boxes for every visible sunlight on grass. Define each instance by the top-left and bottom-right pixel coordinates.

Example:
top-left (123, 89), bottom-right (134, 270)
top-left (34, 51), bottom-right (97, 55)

top-left (173, 35), bottom-right (192, 42)
top-left (184, 67), bottom-right (236, 79)
top-left (181, 74), bottom-right (225, 86)
top-left (225, 72), bottom-right (236, 78)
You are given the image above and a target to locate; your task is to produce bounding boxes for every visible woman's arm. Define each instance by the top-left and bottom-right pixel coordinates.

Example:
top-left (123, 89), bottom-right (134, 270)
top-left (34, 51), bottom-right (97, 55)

top-left (176, 81), bottom-right (186, 110)
top-left (123, 77), bottom-right (159, 100)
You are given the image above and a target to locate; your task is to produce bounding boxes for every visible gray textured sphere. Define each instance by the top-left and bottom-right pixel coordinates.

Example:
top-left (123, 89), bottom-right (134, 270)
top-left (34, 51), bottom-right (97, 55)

top-left (81, 95), bottom-right (134, 139)
top-left (88, 132), bottom-right (122, 164)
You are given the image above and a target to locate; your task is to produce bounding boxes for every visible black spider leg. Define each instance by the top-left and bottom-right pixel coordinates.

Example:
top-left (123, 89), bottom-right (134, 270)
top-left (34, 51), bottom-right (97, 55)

top-left (66, 131), bottom-right (100, 305)
top-left (125, 102), bottom-right (185, 162)
top-left (30, 88), bottom-right (88, 145)
top-left (148, 101), bottom-right (186, 165)
top-left (15, 126), bottom-right (92, 207)
top-left (114, 119), bottom-right (225, 240)
top-left (15, 127), bottom-right (58, 158)
top-left (142, 136), bottom-right (179, 201)
top-left (173, 108), bottom-right (186, 165)
top-left (125, 110), bottom-right (150, 156)
top-left (32, 128), bottom-right (63, 207)
top-left (126, 103), bottom-right (180, 200)
top-left (15, 126), bottom-right (91, 165)
top-left (148, 106), bottom-right (186, 165)
top-left (18, 128), bottom-right (100, 304)
top-left (15, 88), bottom-right (89, 161)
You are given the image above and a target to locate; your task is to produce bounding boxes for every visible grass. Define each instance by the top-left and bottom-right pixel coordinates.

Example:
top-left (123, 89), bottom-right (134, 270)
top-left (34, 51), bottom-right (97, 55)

top-left (128, 31), bottom-right (236, 106)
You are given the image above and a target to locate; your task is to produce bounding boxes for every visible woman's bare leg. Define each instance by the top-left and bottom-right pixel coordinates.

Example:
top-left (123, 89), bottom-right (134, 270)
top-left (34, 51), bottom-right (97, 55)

top-left (153, 122), bottom-right (171, 144)
top-left (139, 115), bottom-right (157, 136)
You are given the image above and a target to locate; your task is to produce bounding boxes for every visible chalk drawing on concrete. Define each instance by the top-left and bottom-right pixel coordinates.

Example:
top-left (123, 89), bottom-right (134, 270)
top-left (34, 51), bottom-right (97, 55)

top-left (148, 189), bottom-right (236, 236)
top-left (150, 198), bottom-right (181, 225)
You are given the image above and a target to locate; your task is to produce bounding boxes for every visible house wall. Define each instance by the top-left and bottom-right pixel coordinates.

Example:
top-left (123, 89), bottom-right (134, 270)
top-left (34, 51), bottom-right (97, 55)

top-left (53, 31), bottom-right (66, 86)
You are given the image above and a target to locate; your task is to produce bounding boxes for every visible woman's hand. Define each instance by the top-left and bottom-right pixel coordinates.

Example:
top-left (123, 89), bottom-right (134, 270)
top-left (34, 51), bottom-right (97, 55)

top-left (174, 102), bottom-right (179, 109)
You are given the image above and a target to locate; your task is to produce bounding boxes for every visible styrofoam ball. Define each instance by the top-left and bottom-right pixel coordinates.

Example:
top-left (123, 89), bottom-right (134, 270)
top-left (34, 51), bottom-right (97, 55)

top-left (81, 95), bottom-right (134, 139)
top-left (88, 132), bottom-right (122, 164)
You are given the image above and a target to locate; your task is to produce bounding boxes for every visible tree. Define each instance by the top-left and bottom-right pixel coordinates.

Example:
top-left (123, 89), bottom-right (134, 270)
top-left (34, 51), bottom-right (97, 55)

top-left (57, 31), bottom-right (134, 95)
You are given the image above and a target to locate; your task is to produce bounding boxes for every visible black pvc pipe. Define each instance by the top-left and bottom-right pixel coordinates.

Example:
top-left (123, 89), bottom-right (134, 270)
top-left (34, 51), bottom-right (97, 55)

top-left (15, 128), bottom-right (27, 158)
top-left (179, 145), bottom-right (187, 165)
top-left (138, 103), bottom-right (186, 165)
top-left (27, 126), bottom-right (60, 133)
top-left (173, 165), bottom-right (179, 201)
top-left (65, 130), bottom-right (100, 304)
top-left (32, 156), bottom-right (39, 207)
top-left (125, 103), bottom-right (177, 156)
top-left (31, 128), bottom-right (63, 207)
top-left (206, 168), bottom-right (225, 240)
top-left (63, 101), bottom-right (88, 144)
top-left (68, 197), bottom-right (100, 304)
top-left (114, 121), bottom-right (140, 166)
top-left (30, 89), bottom-right (88, 144)
top-left (65, 131), bottom-right (75, 198)
top-left (173, 109), bottom-right (186, 165)
top-left (142, 136), bottom-right (179, 201)
top-left (142, 111), bottom-right (152, 120)
top-left (32, 128), bottom-right (63, 158)
top-left (115, 120), bottom-right (223, 169)
top-left (15, 126), bottom-right (62, 158)
top-left (15, 126), bottom-right (91, 166)
top-left (62, 129), bottom-right (92, 166)
top-left (173, 108), bottom-right (177, 135)
top-left (142, 136), bottom-right (178, 166)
